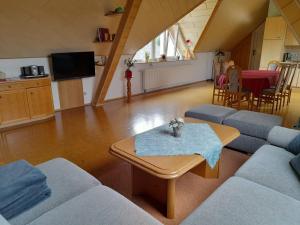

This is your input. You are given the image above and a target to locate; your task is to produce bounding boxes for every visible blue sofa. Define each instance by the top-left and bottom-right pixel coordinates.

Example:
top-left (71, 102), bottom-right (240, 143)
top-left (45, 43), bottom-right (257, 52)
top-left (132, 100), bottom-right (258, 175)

top-left (2, 158), bottom-right (161, 225)
top-left (181, 126), bottom-right (300, 225)
top-left (185, 104), bottom-right (283, 153)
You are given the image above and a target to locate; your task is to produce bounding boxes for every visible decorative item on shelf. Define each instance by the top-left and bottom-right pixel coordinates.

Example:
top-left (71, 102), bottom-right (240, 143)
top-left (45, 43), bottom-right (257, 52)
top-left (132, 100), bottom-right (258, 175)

top-left (105, 6), bottom-right (125, 16)
top-left (145, 52), bottom-right (150, 63)
top-left (124, 58), bottom-right (136, 103)
top-left (111, 34), bottom-right (116, 41)
top-left (169, 118), bottom-right (185, 137)
top-left (185, 39), bottom-right (192, 48)
top-left (96, 28), bottom-right (112, 42)
top-left (95, 56), bottom-right (107, 67)
top-left (185, 39), bottom-right (193, 60)
top-left (159, 54), bottom-right (166, 62)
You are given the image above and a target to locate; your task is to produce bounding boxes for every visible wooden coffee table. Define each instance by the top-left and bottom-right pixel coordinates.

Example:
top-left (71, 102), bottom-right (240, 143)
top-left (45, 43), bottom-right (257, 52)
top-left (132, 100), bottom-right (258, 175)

top-left (110, 118), bottom-right (240, 219)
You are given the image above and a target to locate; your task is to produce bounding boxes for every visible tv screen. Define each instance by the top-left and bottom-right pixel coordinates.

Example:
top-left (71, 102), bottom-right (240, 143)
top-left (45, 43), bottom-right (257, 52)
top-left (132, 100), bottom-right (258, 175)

top-left (51, 51), bottom-right (95, 80)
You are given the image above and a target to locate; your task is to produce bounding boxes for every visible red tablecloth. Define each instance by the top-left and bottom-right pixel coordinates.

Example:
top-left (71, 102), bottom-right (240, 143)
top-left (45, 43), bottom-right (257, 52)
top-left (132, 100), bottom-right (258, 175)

top-left (242, 70), bottom-right (279, 97)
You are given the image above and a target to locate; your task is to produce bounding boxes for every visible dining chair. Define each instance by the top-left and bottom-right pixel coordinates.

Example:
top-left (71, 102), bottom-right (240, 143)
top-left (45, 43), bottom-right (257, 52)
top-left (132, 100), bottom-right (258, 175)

top-left (223, 65), bottom-right (250, 110)
top-left (258, 63), bottom-right (294, 113)
top-left (212, 60), bottom-right (235, 104)
top-left (267, 60), bottom-right (281, 71)
top-left (212, 74), bottom-right (226, 104)
top-left (283, 63), bottom-right (298, 106)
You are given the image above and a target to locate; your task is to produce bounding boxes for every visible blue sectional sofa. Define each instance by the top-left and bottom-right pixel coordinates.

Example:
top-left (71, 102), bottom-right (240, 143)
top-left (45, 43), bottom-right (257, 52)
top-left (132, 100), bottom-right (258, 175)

top-left (185, 104), bottom-right (283, 153)
top-left (2, 158), bottom-right (161, 225)
top-left (181, 126), bottom-right (300, 225)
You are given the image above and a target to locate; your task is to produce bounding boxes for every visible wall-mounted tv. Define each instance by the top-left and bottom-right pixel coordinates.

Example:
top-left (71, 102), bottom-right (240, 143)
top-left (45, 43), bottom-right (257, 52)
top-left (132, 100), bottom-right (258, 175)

top-left (51, 51), bottom-right (95, 81)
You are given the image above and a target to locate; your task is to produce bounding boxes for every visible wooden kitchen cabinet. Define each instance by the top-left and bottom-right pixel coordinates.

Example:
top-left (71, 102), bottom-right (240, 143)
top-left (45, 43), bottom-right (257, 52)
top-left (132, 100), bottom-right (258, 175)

top-left (260, 16), bottom-right (286, 69)
top-left (0, 89), bottom-right (30, 125)
top-left (0, 77), bottom-right (54, 129)
top-left (264, 17), bottom-right (287, 40)
top-left (27, 86), bottom-right (54, 119)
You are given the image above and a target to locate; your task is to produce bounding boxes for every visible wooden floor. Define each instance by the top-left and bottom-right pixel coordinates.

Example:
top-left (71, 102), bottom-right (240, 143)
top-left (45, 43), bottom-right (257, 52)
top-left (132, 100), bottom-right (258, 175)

top-left (0, 81), bottom-right (299, 168)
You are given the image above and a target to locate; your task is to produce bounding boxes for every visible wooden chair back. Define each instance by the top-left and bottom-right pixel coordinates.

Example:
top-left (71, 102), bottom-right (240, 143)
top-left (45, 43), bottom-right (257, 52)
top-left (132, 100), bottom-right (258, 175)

top-left (267, 60), bottom-right (281, 71)
top-left (282, 63), bottom-right (297, 91)
top-left (274, 64), bottom-right (288, 93)
top-left (225, 65), bottom-right (242, 93)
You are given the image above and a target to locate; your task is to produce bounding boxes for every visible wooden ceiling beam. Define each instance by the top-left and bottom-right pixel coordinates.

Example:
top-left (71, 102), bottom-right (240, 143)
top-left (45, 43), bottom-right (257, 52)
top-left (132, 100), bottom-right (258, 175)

top-left (92, 0), bottom-right (142, 106)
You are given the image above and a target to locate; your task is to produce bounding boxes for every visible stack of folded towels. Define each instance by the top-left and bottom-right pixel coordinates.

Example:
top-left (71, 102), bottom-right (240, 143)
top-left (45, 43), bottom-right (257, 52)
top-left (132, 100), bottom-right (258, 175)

top-left (0, 160), bottom-right (51, 220)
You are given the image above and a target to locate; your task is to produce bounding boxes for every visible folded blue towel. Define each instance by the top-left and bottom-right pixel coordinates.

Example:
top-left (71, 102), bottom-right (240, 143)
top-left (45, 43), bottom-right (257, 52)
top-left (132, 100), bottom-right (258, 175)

top-left (1, 182), bottom-right (51, 219)
top-left (0, 160), bottom-right (51, 219)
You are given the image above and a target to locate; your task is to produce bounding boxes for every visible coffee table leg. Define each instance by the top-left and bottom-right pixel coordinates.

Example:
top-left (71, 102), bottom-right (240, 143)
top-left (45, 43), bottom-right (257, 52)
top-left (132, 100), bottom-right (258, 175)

top-left (131, 165), bottom-right (176, 219)
top-left (167, 179), bottom-right (175, 219)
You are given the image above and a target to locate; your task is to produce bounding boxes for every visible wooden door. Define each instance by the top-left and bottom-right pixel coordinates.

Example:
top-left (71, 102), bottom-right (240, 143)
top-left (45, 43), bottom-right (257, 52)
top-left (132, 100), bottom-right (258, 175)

top-left (0, 89), bottom-right (30, 125)
top-left (27, 86), bottom-right (54, 119)
top-left (249, 23), bottom-right (265, 70)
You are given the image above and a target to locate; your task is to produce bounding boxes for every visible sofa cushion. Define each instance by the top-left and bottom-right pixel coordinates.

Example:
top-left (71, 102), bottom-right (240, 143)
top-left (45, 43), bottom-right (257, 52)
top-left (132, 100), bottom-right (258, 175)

top-left (10, 158), bottom-right (101, 225)
top-left (180, 177), bottom-right (300, 225)
top-left (227, 134), bottom-right (267, 153)
top-left (290, 154), bottom-right (300, 179)
top-left (184, 104), bottom-right (237, 124)
top-left (235, 145), bottom-right (300, 200)
top-left (27, 186), bottom-right (162, 225)
top-left (288, 134), bottom-right (300, 155)
top-left (223, 110), bottom-right (282, 139)
top-left (268, 126), bottom-right (300, 149)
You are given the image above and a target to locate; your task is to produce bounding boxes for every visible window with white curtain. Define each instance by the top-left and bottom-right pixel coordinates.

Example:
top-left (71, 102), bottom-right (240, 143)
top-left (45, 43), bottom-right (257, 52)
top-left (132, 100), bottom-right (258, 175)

top-left (133, 25), bottom-right (183, 62)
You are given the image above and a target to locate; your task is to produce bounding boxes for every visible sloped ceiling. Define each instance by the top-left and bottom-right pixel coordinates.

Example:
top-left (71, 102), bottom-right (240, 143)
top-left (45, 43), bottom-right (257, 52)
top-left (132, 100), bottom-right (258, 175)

top-left (194, 0), bottom-right (269, 52)
top-left (0, 0), bottom-right (124, 58)
top-left (123, 0), bottom-right (205, 54)
top-left (273, 0), bottom-right (300, 43)
top-left (177, 0), bottom-right (218, 51)
top-left (0, 0), bottom-right (205, 58)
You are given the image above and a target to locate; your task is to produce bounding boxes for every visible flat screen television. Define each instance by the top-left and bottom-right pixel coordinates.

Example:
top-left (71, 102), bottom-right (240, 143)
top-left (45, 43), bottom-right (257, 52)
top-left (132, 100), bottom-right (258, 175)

top-left (51, 51), bottom-right (95, 80)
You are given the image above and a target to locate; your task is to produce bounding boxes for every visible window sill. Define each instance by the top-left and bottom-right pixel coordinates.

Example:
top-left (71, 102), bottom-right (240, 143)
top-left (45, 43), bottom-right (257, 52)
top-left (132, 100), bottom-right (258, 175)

top-left (135, 59), bottom-right (194, 65)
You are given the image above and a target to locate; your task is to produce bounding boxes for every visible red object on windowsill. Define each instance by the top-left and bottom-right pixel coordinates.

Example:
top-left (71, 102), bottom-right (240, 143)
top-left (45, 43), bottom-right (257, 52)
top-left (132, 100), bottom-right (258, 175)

top-left (125, 69), bottom-right (133, 79)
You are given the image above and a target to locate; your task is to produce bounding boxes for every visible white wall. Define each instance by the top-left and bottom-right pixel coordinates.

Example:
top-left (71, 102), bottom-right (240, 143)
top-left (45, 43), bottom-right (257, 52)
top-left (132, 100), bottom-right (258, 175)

top-left (0, 52), bottom-right (214, 109)
top-left (106, 52), bottom-right (215, 99)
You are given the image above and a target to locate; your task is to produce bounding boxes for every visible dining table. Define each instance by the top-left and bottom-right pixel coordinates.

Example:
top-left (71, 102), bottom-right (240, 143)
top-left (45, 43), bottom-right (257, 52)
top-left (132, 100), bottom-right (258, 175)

top-left (241, 70), bottom-right (280, 97)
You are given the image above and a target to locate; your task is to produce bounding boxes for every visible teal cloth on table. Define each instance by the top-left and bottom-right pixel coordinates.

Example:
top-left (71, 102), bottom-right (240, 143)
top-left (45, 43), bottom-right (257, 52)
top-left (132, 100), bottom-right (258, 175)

top-left (135, 123), bottom-right (223, 168)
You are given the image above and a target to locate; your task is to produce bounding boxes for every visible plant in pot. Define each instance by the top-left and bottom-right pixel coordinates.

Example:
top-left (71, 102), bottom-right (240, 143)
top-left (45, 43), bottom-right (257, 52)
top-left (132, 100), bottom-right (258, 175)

top-left (124, 58), bottom-right (135, 79)
top-left (145, 52), bottom-right (150, 63)
top-left (169, 118), bottom-right (185, 137)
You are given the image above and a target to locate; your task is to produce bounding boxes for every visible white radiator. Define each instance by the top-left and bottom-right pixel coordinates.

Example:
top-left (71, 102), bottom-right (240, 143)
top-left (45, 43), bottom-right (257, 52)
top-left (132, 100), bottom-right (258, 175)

top-left (142, 62), bottom-right (208, 92)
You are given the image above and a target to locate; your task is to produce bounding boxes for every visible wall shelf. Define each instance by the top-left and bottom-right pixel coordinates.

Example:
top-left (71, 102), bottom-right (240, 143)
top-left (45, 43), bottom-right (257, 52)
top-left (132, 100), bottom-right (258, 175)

top-left (105, 11), bottom-right (124, 17)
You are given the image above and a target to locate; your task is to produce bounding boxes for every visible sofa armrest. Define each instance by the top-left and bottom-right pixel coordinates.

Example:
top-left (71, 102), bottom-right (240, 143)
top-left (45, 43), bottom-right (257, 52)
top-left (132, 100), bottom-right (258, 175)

top-left (267, 126), bottom-right (300, 149)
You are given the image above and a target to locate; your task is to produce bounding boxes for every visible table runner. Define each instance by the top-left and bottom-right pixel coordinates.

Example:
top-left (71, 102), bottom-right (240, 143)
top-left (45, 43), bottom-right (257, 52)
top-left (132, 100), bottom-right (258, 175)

top-left (135, 123), bottom-right (223, 168)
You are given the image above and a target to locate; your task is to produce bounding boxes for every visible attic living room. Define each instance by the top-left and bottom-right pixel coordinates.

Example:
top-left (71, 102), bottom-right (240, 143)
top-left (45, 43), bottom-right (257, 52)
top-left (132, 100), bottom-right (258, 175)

top-left (0, 0), bottom-right (300, 225)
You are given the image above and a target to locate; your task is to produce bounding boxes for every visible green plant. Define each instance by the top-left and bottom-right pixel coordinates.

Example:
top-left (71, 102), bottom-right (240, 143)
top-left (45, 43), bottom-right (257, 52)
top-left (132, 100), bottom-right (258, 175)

top-left (124, 58), bottom-right (136, 69)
